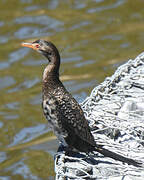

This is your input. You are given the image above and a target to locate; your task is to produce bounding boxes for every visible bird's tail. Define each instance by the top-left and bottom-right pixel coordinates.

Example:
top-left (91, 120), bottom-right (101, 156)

top-left (95, 145), bottom-right (142, 167)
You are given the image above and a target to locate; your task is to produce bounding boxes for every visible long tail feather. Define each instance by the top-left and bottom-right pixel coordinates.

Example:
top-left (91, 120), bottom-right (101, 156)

top-left (95, 146), bottom-right (142, 167)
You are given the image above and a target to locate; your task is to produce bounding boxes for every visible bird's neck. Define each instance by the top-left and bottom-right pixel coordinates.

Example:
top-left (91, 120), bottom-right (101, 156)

top-left (43, 52), bottom-right (60, 82)
top-left (42, 63), bottom-right (63, 97)
top-left (43, 63), bottom-right (59, 82)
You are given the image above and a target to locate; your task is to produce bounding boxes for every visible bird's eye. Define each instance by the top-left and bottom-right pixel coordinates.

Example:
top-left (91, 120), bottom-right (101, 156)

top-left (35, 44), bottom-right (40, 48)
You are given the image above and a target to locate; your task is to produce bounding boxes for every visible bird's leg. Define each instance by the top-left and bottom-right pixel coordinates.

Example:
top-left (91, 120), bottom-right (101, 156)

top-left (57, 144), bottom-right (73, 155)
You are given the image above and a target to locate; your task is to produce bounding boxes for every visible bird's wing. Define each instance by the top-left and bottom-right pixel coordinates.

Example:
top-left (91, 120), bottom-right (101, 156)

top-left (54, 94), bottom-right (96, 146)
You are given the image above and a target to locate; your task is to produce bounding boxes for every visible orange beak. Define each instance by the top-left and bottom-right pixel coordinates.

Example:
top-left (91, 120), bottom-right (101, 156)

top-left (21, 42), bottom-right (38, 50)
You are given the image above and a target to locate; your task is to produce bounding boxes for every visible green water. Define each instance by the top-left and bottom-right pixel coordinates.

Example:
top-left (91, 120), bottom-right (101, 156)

top-left (0, 0), bottom-right (144, 179)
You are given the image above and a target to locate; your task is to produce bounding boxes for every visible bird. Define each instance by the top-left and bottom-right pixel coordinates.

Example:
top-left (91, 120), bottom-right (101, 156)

top-left (21, 39), bottom-right (141, 167)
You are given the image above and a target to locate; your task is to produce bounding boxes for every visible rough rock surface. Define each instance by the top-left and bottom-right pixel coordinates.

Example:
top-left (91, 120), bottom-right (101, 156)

top-left (55, 52), bottom-right (144, 180)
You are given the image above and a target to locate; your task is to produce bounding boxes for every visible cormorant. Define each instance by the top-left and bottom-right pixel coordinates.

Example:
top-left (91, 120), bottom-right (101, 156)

top-left (22, 39), bottom-right (141, 167)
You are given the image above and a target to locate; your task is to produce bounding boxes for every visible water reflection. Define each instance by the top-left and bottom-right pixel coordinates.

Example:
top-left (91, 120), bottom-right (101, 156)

top-left (8, 78), bottom-right (40, 93)
top-left (0, 76), bottom-right (15, 90)
top-left (9, 48), bottom-right (29, 63)
top-left (87, 0), bottom-right (125, 13)
top-left (9, 124), bottom-right (49, 147)
top-left (14, 15), bottom-right (64, 39)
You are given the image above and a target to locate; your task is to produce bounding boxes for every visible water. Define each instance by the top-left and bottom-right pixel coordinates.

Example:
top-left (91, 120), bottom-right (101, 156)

top-left (0, 0), bottom-right (144, 179)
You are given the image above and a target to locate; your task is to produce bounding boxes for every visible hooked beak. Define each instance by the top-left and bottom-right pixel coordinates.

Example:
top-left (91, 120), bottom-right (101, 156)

top-left (21, 42), bottom-right (38, 50)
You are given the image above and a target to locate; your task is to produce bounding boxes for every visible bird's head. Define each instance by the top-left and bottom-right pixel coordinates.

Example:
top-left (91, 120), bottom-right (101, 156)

top-left (21, 39), bottom-right (60, 64)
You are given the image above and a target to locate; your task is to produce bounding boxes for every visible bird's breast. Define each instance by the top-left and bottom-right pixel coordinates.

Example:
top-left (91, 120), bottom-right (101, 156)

top-left (42, 98), bottom-right (68, 146)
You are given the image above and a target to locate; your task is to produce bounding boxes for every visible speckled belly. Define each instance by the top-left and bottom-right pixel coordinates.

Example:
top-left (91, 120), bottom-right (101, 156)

top-left (42, 99), bottom-right (68, 147)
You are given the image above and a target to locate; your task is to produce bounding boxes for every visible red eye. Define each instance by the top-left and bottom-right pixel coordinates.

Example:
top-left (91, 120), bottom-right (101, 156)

top-left (35, 44), bottom-right (39, 48)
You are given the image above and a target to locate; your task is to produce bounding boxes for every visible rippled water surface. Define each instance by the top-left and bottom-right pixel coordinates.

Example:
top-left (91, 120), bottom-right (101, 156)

top-left (0, 0), bottom-right (144, 179)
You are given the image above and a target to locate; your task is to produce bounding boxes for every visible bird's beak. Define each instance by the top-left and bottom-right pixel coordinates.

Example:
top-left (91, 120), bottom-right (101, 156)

top-left (21, 42), bottom-right (37, 50)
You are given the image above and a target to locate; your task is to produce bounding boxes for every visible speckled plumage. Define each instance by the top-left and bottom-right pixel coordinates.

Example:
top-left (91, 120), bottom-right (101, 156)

top-left (22, 39), bottom-right (141, 167)
top-left (42, 76), bottom-right (96, 151)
